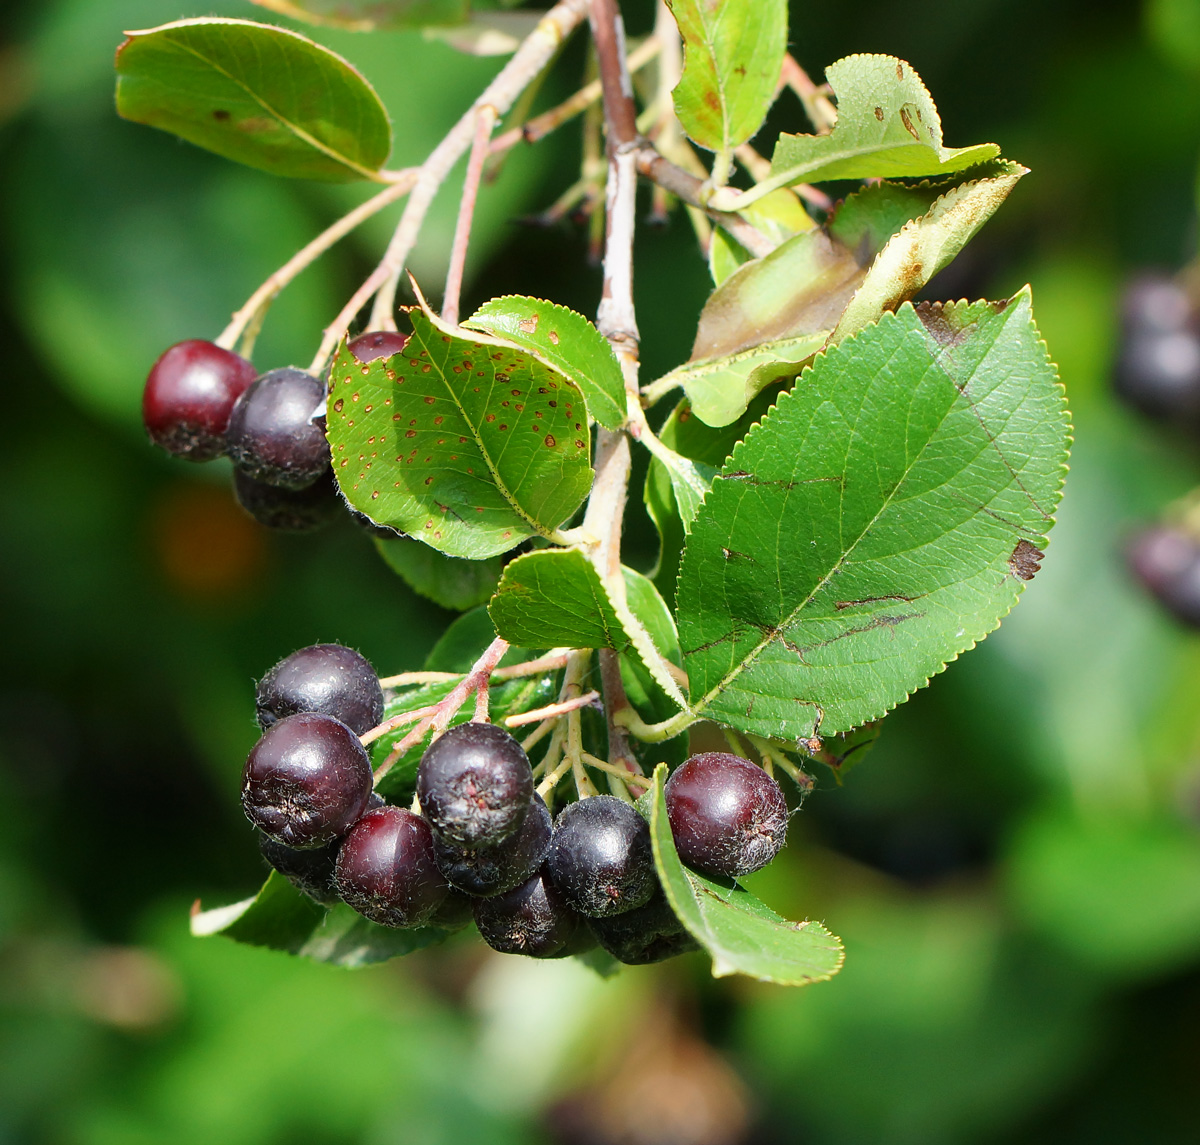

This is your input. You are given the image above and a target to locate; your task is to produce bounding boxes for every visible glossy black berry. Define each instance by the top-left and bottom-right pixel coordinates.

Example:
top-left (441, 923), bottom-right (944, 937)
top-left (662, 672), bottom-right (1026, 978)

top-left (335, 806), bottom-right (448, 927)
top-left (347, 330), bottom-right (409, 363)
top-left (417, 722), bottom-right (533, 849)
top-left (1128, 525), bottom-right (1200, 626)
top-left (258, 833), bottom-right (340, 906)
top-left (433, 793), bottom-right (552, 897)
top-left (256, 643), bottom-right (384, 736)
top-left (665, 752), bottom-right (788, 878)
top-left (233, 469), bottom-right (340, 533)
top-left (226, 368), bottom-right (329, 489)
top-left (429, 888), bottom-right (475, 931)
top-left (589, 889), bottom-right (698, 965)
top-left (142, 340), bottom-right (256, 461)
top-left (473, 870), bottom-right (584, 957)
top-left (546, 795), bottom-right (655, 918)
top-left (241, 712), bottom-right (373, 848)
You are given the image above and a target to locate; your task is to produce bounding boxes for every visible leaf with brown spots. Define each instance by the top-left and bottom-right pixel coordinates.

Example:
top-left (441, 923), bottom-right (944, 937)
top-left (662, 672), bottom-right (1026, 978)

top-left (463, 295), bottom-right (626, 429)
top-left (326, 305), bottom-right (593, 559)
top-left (677, 294), bottom-right (1070, 742)
top-left (115, 19), bottom-right (391, 181)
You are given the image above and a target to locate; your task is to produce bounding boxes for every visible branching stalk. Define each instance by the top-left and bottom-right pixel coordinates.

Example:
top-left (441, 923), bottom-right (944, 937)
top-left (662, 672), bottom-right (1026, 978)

top-left (442, 104), bottom-right (497, 327)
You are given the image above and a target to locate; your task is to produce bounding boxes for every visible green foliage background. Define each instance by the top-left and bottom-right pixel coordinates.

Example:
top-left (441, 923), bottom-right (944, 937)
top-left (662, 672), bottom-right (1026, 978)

top-left (2, 0), bottom-right (1200, 1141)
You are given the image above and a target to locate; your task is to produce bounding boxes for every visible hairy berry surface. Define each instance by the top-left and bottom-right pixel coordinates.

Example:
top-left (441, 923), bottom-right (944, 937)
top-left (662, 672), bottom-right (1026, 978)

top-left (347, 330), bottom-right (409, 363)
top-left (226, 367), bottom-right (329, 489)
top-left (665, 753), bottom-right (789, 878)
top-left (142, 340), bottom-right (256, 460)
top-left (546, 795), bottom-right (655, 918)
top-left (258, 833), bottom-right (341, 906)
top-left (256, 643), bottom-right (384, 736)
top-left (433, 793), bottom-right (552, 897)
top-left (473, 870), bottom-right (582, 957)
top-left (335, 806), bottom-right (448, 927)
top-left (241, 712), bottom-right (373, 848)
top-left (417, 722), bottom-right (533, 848)
top-left (589, 889), bottom-right (698, 964)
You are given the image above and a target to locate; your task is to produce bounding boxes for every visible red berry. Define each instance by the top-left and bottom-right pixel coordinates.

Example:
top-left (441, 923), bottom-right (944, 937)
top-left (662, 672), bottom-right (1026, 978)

top-left (335, 806), bottom-right (448, 927)
top-left (664, 753), bottom-right (788, 878)
top-left (347, 330), bottom-right (409, 363)
top-left (142, 340), bottom-right (256, 461)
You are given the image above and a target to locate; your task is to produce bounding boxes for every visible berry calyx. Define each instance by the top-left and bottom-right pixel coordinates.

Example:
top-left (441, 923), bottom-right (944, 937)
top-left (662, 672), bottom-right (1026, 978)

top-left (142, 340), bottom-right (256, 461)
top-left (1128, 525), bottom-right (1200, 626)
top-left (664, 753), bottom-right (789, 878)
top-left (233, 469), bottom-right (340, 533)
top-left (417, 722), bottom-right (534, 848)
top-left (347, 330), bottom-right (409, 363)
top-left (256, 643), bottom-right (385, 736)
top-left (241, 712), bottom-right (373, 848)
top-left (589, 889), bottom-right (698, 964)
top-left (226, 368), bottom-right (329, 489)
top-left (433, 793), bottom-right (552, 897)
top-left (258, 833), bottom-right (341, 906)
top-left (473, 870), bottom-right (584, 957)
top-left (546, 795), bottom-right (656, 918)
top-left (335, 806), bottom-right (448, 927)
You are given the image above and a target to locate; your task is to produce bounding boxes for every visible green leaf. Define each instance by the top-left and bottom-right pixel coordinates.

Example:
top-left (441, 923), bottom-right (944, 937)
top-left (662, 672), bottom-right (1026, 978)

top-left (374, 535), bottom-right (504, 611)
top-left (654, 334), bottom-right (827, 429)
top-left (831, 163), bottom-right (1026, 344)
top-left (677, 294), bottom-right (1070, 742)
top-left (115, 19), bottom-right (392, 182)
top-left (648, 764), bottom-right (844, 984)
top-left (327, 304), bottom-right (593, 559)
top-left (488, 551), bottom-right (687, 708)
top-left (247, 0), bottom-right (468, 31)
top-left (708, 189), bottom-right (813, 285)
top-left (191, 871), bottom-right (454, 965)
top-left (666, 0), bottom-right (787, 154)
top-left (463, 296), bottom-right (627, 430)
top-left (723, 54), bottom-right (1000, 209)
top-left (425, 605), bottom-right (500, 671)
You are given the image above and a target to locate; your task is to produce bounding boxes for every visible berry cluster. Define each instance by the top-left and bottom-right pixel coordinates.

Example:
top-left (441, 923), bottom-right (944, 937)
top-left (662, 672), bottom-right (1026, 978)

top-left (141, 332), bottom-right (408, 532)
top-left (239, 645), bottom-right (793, 964)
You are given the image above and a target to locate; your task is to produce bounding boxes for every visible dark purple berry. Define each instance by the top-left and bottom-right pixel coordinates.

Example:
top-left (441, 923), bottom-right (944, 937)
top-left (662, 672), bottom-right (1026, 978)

top-left (241, 712), bottom-right (373, 849)
top-left (417, 722), bottom-right (533, 849)
top-left (665, 752), bottom-right (788, 878)
top-left (335, 806), bottom-right (448, 927)
top-left (589, 889), bottom-right (698, 964)
top-left (1114, 276), bottom-right (1200, 423)
top-left (1121, 274), bottom-right (1194, 335)
top-left (433, 793), bottom-right (552, 897)
top-left (142, 340), bottom-right (256, 460)
top-left (546, 795), bottom-right (655, 918)
top-left (473, 870), bottom-right (584, 957)
top-left (233, 468), bottom-right (340, 532)
top-left (429, 888), bottom-right (476, 931)
top-left (258, 833), bottom-right (340, 906)
top-left (347, 330), bottom-right (409, 363)
top-left (226, 368), bottom-right (329, 489)
top-left (256, 643), bottom-right (384, 736)
top-left (1128, 525), bottom-right (1200, 626)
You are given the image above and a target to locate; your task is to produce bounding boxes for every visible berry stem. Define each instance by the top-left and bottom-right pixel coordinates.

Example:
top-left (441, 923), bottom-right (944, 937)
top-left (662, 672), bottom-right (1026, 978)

top-left (442, 104), bottom-right (498, 328)
top-left (378, 649), bottom-right (569, 690)
top-left (215, 170), bottom-right (418, 357)
top-left (581, 752), bottom-right (651, 791)
top-left (504, 690), bottom-right (600, 728)
top-left (781, 53), bottom-right (838, 133)
top-left (613, 705), bottom-right (696, 743)
top-left (747, 734), bottom-right (815, 798)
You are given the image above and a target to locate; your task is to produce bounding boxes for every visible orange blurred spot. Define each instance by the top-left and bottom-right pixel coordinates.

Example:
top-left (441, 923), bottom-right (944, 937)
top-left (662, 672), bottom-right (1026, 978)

top-left (152, 481), bottom-right (266, 598)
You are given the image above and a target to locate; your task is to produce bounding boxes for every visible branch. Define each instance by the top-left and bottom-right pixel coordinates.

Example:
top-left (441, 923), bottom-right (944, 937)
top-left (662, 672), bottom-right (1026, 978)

top-left (442, 104), bottom-right (497, 327)
top-left (216, 169), bottom-right (417, 357)
top-left (309, 0), bottom-right (591, 372)
top-left (782, 53), bottom-right (838, 133)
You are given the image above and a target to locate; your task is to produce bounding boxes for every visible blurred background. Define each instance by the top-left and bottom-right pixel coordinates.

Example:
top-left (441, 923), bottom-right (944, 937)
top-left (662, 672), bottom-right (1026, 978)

top-left (2, 0), bottom-right (1200, 1141)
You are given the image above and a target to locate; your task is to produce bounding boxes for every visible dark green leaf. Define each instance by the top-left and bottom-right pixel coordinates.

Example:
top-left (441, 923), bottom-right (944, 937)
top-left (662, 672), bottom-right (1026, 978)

top-left (648, 765), bottom-right (844, 984)
top-left (115, 19), bottom-right (392, 182)
top-left (191, 872), bottom-right (454, 965)
top-left (425, 605), bottom-right (500, 671)
top-left (666, 0), bottom-right (787, 154)
top-left (374, 535), bottom-right (503, 611)
top-left (677, 294), bottom-right (1070, 742)
top-left (327, 304), bottom-right (593, 559)
top-left (463, 296), bottom-right (627, 430)
top-left (718, 54), bottom-right (999, 209)
top-left (247, 0), bottom-right (467, 31)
